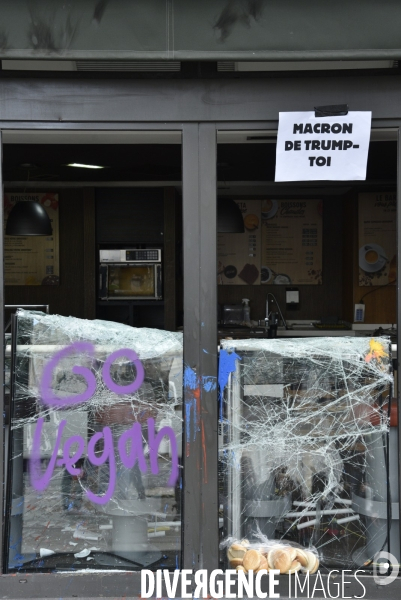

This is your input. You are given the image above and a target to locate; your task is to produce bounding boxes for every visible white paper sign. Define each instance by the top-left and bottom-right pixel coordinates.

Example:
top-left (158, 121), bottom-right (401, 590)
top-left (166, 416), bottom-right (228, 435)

top-left (275, 111), bottom-right (371, 182)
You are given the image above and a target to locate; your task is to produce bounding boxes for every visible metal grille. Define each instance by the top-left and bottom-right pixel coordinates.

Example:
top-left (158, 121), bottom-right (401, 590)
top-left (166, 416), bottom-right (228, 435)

top-left (218, 60), bottom-right (399, 72)
top-left (76, 60), bottom-right (181, 72)
top-left (217, 61), bottom-right (236, 72)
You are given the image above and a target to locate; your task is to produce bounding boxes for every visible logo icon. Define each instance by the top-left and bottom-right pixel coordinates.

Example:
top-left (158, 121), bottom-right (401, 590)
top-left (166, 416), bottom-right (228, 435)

top-left (372, 551), bottom-right (399, 586)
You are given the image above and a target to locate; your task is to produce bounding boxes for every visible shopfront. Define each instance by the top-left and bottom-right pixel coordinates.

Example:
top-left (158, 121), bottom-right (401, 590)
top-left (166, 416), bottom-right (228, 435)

top-left (1, 2), bottom-right (401, 598)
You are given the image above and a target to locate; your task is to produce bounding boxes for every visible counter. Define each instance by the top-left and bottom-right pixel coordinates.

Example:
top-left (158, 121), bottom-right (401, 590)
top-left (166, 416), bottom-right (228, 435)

top-left (218, 322), bottom-right (397, 341)
top-left (219, 327), bottom-right (356, 339)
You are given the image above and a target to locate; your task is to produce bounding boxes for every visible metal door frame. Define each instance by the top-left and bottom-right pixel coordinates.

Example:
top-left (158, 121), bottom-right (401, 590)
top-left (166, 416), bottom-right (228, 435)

top-left (0, 119), bottom-right (221, 597)
top-left (0, 73), bottom-right (399, 597)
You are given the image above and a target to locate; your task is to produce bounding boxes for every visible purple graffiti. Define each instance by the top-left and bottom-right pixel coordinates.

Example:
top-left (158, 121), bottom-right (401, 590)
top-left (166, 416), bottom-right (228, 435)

top-left (30, 343), bottom-right (179, 504)
top-left (40, 341), bottom-right (97, 408)
top-left (58, 434), bottom-right (86, 476)
top-left (148, 418), bottom-right (178, 486)
top-left (30, 417), bottom-right (66, 491)
top-left (102, 348), bottom-right (144, 394)
top-left (86, 428), bottom-right (116, 505)
top-left (118, 422), bottom-right (147, 471)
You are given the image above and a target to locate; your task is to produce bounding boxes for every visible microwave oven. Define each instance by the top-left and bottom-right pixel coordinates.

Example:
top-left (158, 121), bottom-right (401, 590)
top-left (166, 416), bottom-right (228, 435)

top-left (99, 249), bottom-right (162, 300)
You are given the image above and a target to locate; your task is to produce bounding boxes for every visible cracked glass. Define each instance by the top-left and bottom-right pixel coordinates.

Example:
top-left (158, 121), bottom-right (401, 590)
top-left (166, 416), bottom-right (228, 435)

top-left (219, 336), bottom-right (393, 570)
top-left (6, 309), bottom-right (183, 572)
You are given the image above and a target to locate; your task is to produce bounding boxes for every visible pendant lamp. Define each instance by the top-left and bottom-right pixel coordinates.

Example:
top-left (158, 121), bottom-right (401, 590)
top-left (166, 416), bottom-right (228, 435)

top-left (217, 198), bottom-right (245, 233)
top-left (5, 201), bottom-right (52, 236)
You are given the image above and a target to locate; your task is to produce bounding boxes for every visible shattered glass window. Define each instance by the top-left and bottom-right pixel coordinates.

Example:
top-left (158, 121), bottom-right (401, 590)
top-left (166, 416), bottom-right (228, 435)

top-left (219, 337), bottom-right (394, 570)
top-left (6, 309), bottom-right (183, 572)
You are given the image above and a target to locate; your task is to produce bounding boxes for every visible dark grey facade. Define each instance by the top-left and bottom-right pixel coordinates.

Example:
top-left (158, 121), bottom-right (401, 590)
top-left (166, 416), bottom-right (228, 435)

top-left (0, 0), bottom-right (400, 61)
top-left (0, 2), bottom-right (401, 598)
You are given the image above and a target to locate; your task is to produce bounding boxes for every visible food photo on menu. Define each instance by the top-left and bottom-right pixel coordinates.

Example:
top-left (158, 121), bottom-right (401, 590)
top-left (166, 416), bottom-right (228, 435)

top-left (358, 192), bottom-right (397, 286)
top-left (217, 198), bottom-right (323, 286)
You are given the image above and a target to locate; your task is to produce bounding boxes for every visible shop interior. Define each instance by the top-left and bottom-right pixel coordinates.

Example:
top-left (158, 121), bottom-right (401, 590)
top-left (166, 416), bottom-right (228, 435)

top-left (3, 131), bottom-right (186, 571)
top-left (2, 129), bottom-right (398, 571)
top-left (3, 130), bottom-right (184, 331)
top-left (216, 130), bottom-right (396, 338)
top-left (3, 129), bottom-right (397, 335)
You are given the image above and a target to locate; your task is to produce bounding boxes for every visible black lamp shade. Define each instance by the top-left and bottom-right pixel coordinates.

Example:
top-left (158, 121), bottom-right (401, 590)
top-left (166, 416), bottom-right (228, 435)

top-left (217, 198), bottom-right (245, 233)
top-left (5, 201), bottom-right (53, 236)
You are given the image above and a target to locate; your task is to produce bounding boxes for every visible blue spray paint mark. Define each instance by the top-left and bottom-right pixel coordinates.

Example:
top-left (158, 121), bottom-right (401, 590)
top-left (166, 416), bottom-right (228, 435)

top-left (203, 348), bottom-right (218, 357)
top-left (185, 399), bottom-right (192, 445)
top-left (183, 367), bottom-right (217, 445)
top-left (202, 376), bottom-right (217, 392)
top-left (184, 366), bottom-right (202, 443)
top-left (218, 349), bottom-right (241, 420)
top-left (184, 366), bottom-right (197, 444)
top-left (184, 365), bottom-right (197, 390)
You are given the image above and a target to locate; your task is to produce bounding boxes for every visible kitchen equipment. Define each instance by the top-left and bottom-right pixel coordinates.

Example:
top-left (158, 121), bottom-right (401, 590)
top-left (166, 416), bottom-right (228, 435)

top-left (222, 304), bottom-right (244, 326)
top-left (99, 249), bottom-right (162, 300)
top-left (354, 303), bottom-right (365, 323)
top-left (242, 299), bottom-right (251, 326)
top-left (267, 312), bottom-right (278, 338)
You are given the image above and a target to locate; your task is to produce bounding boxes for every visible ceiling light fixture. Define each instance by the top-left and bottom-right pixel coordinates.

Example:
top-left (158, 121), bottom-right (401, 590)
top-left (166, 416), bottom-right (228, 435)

top-left (217, 198), bottom-right (245, 233)
top-left (6, 201), bottom-right (53, 236)
top-left (67, 163), bottom-right (105, 169)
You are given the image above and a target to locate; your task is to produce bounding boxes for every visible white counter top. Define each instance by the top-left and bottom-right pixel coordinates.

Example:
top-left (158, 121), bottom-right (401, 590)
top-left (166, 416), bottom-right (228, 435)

top-left (219, 321), bottom-right (396, 340)
top-left (277, 328), bottom-right (356, 337)
top-left (219, 327), bottom-right (356, 338)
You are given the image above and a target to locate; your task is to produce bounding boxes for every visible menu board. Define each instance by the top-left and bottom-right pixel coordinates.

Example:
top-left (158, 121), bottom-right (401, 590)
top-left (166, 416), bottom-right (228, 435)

top-left (358, 192), bottom-right (396, 286)
top-left (261, 199), bottom-right (323, 285)
top-left (4, 193), bottom-right (60, 286)
top-left (217, 200), bottom-right (261, 285)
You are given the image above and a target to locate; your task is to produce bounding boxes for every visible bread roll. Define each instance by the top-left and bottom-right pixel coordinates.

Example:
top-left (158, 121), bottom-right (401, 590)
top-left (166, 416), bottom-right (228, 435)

top-left (267, 549), bottom-right (276, 570)
top-left (267, 547), bottom-right (285, 569)
top-left (287, 547), bottom-right (297, 562)
top-left (230, 557), bottom-right (244, 568)
top-left (288, 560), bottom-right (301, 575)
top-left (295, 548), bottom-right (308, 567)
top-left (236, 565), bottom-right (247, 573)
top-left (243, 549), bottom-right (262, 572)
top-left (273, 549), bottom-right (292, 574)
top-left (303, 550), bottom-right (318, 573)
top-left (255, 557), bottom-right (269, 573)
top-left (309, 557), bottom-right (319, 575)
top-left (227, 543), bottom-right (247, 560)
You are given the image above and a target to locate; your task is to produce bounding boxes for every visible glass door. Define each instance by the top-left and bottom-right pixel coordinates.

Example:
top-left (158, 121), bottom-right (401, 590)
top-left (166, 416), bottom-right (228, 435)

top-left (2, 129), bottom-right (185, 572)
top-left (216, 128), bottom-right (398, 572)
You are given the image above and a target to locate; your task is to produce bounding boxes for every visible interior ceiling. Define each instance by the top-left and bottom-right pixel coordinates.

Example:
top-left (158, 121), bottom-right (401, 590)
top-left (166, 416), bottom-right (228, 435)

top-left (2, 130), bottom-right (183, 145)
top-left (3, 144), bottom-right (182, 183)
top-left (3, 143), bottom-right (397, 184)
top-left (2, 134), bottom-right (397, 184)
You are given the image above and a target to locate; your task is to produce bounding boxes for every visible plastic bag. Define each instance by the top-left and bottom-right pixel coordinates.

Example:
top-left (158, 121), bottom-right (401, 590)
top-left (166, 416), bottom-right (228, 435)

top-left (221, 534), bottom-right (319, 575)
